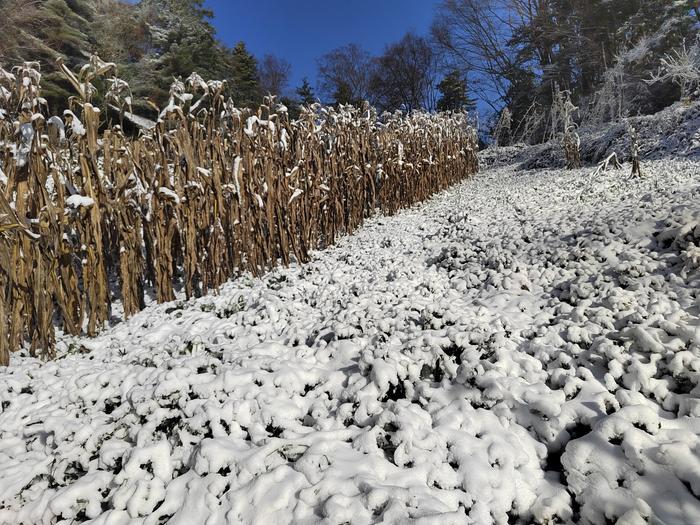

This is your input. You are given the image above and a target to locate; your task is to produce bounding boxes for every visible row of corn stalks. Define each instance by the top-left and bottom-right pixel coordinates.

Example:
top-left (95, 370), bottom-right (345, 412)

top-left (0, 56), bottom-right (478, 365)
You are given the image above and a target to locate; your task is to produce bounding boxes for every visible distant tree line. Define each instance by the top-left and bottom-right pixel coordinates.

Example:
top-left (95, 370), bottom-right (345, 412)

top-left (316, 35), bottom-right (475, 114)
top-left (0, 0), bottom-right (304, 117)
top-left (0, 0), bottom-right (476, 119)
top-left (1, 0), bottom-right (697, 139)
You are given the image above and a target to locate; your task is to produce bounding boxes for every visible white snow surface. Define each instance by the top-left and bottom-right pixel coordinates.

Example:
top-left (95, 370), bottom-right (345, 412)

top-left (65, 195), bottom-right (95, 209)
top-left (1, 157), bottom-right (700, 524)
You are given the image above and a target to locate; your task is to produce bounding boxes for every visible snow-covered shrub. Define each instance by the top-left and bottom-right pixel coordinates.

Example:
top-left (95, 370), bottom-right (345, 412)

top-left (491, 107), bottom-right (512, 147)
top-left (585, 54), bottom-right (628, 126)
top-left (647, 37), bottom-right (700, 102)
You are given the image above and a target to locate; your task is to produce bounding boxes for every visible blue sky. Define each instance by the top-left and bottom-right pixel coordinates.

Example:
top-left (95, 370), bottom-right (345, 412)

top-left (204, 0), bottom-right (442, 95)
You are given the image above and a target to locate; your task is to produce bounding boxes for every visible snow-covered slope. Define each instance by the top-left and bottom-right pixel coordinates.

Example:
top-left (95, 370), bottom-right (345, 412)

top-left (1, 157), bottom-right (699, 525)
top-left (484, 101), bottom-right (700, 171)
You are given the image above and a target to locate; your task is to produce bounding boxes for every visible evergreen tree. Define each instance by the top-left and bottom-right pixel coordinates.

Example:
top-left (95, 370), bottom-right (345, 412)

top-left (130, 0), bottom-right (231, 106)
top-left (317, 44), bottom-right (373, 105)
top-left (0, 0), bottom-right (269, 115)
top-left (229, 41), bottom-right (260, 107)
top-left (278, 96), bottom-right (300, 120)
top-left (93, 0), bottom-right (149, 66)
top-left (295, 78), bottom-right (316, 105)
top-left (332, 81), bottom-right (356, 106)
top-left (437, 70), bottom-right (476, 112)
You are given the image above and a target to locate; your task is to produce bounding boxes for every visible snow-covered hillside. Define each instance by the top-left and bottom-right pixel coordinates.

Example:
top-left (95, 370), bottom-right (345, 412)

top-left (1, 156), bottom-right (699, 525)
top-left (483, 102), bottom-right (700, 172)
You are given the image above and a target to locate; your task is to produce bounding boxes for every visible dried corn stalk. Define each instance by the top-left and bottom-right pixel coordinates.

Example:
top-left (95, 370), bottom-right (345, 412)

top-left (0, 54), bottom-right (478, 366)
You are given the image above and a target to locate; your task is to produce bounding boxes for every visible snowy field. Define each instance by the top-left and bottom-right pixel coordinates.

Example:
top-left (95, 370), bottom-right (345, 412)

top-left (1, 155), bottom-right (700, 524)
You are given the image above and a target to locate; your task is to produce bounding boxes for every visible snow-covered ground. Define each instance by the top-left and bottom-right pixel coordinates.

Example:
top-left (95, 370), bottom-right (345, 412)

top-left (1, 156), bottom-right (699, 525)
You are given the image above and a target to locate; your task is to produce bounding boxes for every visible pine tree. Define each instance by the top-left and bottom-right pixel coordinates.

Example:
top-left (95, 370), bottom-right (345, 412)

top-left (277, 96), bottom-right (298, 120)
top-left (130, 0), bottom-right (231, 106)
top-left (437, 70), bottom-right (476, 112)
top-left (295, 78), bottom-right (316, 105)
top-left (332, 81), bottom-right (356, 106)
top-left (229, 41), bottom-right (260, 108)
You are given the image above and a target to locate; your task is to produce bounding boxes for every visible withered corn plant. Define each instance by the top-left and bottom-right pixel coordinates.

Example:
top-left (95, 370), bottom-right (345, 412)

top-left (553, 89), bottom-right (581, 169)
top-left (0, 55), bottom-right (478, 365)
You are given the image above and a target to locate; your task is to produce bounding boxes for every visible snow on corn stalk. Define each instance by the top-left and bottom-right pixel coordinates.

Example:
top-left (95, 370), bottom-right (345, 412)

top-left (0, 55), bottom-right (478, 365)
top-left (551, 88), bottom-right (581, 169)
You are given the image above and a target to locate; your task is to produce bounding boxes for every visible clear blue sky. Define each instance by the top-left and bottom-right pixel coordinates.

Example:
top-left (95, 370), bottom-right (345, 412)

top-left (204, 0), bottom-right (442, 95)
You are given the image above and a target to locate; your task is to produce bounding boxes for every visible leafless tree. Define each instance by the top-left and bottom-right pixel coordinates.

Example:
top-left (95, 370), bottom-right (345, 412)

top-left (371, 32), bottom-right (438, 112)
top-left (258, 54), bottom-right (292, 97)
top-left (317, 44), bottom-right (374, 105)
top-left (432, 0), bottom-right (514, 107)
top-left (431, 0), bottom-right (560, 111)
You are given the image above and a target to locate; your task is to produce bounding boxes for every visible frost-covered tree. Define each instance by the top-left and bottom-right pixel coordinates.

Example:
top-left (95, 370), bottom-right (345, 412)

top-left (491, 107), bottom-right (512, 147)
top-left (433, 0), bottom-right (698, 141)
top-left (647, 38), bottom-right (700, 101)
top-left (551, 89), bottom-right (580, 168)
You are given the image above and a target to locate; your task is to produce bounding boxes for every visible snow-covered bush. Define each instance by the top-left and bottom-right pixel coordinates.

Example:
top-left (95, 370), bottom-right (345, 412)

top-left (491, 107), bottom-right (511, 147)
top-left (647, 37), bottom-right (700, 102)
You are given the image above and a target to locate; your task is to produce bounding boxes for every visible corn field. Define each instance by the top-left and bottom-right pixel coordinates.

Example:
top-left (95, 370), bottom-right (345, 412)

top-left (0, 58), bottom-right (478, 366)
